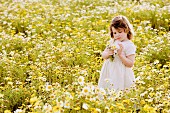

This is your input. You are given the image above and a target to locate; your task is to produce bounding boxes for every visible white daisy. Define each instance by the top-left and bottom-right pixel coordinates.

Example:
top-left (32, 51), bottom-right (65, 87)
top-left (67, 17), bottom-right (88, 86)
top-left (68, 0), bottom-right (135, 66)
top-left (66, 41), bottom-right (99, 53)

top-left (78, 76), bottom-right (84, 85)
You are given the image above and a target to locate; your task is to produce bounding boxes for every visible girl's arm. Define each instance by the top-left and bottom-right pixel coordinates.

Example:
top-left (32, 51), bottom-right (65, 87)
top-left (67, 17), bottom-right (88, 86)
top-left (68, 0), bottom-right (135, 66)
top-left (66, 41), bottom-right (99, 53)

top-left (102, 48), bottom-right (114, 59)
top-left (119, 54), bottom-right (135, 67)
top-left (118, 44), bottom-right (135, 67)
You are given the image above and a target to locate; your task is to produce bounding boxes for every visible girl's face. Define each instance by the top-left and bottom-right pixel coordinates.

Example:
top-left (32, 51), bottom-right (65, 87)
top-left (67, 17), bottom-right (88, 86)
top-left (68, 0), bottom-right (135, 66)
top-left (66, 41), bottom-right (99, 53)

top-left (112, 27), bottom-right (128, 42)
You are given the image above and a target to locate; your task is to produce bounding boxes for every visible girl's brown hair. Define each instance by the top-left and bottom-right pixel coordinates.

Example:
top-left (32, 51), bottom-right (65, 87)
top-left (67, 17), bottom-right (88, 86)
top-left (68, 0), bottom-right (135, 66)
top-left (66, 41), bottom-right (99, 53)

top-left (110, 15), bottom-right (134, 40)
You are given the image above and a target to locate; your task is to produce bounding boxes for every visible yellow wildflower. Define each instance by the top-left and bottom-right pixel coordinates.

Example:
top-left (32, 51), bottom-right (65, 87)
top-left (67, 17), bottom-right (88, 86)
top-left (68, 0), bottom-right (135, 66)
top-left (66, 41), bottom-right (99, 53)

top-left (140, 100), bottom-right (145, 105)
top-left (90, 108), bottom-right (101, 113)
top-left (4, 110), bottom-right (11, 113)
top-left (123, 99), bottom-right (130, 104)
top-left (30, 97), bottom-right (38, 104)
top-left (111, 45), bottom-right (116, 50)
top-left (53, 106), bottom-right (60, 112)
top-left (149, 92), bottom-right (155, 97)
top-left (74, 107), bottom-right (80, 110)
top-left (116, 103), bottom-right (125, 110)
top-left (143, 104), bottom-right (156, 113)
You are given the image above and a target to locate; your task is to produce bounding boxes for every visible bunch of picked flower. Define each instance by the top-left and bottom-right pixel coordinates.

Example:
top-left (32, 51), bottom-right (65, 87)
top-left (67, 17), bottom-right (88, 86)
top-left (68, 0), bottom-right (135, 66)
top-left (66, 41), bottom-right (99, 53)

top-left (106, 39), bottom-right (120, 61)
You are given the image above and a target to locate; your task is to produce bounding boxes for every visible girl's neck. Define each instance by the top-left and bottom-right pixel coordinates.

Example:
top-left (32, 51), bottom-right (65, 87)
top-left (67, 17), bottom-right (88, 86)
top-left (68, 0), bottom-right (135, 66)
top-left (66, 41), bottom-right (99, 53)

top-left (121, 39), bottom-right (129, 42)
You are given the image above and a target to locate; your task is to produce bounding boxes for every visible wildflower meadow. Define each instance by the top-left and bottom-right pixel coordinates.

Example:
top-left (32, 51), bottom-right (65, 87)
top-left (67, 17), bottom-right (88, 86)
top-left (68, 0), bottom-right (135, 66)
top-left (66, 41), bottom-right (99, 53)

top-left (0, 0), bottom-right (169, 113)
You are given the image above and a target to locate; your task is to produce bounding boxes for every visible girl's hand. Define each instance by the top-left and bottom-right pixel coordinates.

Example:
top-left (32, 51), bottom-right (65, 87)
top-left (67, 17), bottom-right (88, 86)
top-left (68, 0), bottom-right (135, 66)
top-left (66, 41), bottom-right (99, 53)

top-left (105, 48), bottom-right (114, 55)
top-left (102, 48), bottom-right (114, 59)
top-left (117, 44), bottom-right (125, 58)
top-left (117, 43), bottom-right (135, 67)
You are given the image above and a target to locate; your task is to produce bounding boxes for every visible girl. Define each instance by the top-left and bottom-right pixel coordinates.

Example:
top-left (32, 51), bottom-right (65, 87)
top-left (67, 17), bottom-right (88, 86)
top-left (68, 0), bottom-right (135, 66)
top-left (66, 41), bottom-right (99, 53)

top-left (98, 15), bottom-right (136, 92)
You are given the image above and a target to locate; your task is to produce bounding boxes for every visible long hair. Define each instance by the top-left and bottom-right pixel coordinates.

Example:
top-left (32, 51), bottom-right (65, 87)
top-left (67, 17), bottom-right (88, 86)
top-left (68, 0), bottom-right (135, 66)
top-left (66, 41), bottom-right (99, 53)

top-left (110, 15), bottom-right (134, 40)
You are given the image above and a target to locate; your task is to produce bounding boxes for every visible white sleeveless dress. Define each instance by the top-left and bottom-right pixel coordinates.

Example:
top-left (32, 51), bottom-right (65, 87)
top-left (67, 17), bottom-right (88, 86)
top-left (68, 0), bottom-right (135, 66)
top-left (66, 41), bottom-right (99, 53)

top-left (98, 40), bottom-right (136, 92)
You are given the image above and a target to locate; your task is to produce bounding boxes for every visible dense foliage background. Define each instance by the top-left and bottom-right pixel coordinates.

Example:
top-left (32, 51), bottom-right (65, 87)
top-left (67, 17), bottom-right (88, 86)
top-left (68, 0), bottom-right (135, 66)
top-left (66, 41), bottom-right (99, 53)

top-left (0, 0), bottom-right (169, 112)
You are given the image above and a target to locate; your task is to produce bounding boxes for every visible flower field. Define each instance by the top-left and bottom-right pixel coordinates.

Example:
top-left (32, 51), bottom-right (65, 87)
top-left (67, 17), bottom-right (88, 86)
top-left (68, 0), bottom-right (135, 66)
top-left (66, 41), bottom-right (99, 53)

top-left (0, 0), bottom-right (169, 112)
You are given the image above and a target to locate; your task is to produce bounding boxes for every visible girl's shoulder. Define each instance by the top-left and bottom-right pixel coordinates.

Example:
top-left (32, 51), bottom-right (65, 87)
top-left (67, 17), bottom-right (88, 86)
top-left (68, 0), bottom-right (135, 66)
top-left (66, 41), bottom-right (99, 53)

top-left (123, 40), bottom-right (136, 51)
top-left (123, 40), bottom-right (136, 55)
top-left (122, 40), bottom-right (136, 49)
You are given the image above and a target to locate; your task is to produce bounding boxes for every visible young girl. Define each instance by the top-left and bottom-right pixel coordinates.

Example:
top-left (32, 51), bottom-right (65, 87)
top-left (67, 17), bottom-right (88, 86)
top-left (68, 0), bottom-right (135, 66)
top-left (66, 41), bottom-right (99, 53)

top-left (98, 15), bottom-right (136, 92)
